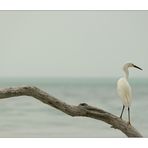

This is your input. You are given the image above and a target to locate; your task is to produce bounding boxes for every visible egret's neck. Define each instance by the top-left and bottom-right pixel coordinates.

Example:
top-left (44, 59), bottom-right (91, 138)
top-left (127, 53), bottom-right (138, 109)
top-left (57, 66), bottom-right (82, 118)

top-left (123, 68), bottom-right (129, 80)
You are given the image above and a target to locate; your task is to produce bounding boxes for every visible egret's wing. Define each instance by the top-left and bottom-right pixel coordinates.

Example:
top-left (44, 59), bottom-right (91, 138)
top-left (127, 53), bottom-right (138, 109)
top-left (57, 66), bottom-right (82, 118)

top-left (117, 78), bottom-right (132, 107)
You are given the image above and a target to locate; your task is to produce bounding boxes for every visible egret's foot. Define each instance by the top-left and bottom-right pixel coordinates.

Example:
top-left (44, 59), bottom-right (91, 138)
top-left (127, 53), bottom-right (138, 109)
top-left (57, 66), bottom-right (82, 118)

top-left (119, 116), bottom-right (122, 119)
top-left (127, 121), bottom-right (131, 126)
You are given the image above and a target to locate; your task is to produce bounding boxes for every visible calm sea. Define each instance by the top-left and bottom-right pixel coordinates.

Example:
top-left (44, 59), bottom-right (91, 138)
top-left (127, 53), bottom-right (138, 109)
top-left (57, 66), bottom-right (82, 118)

top-left (0, 77), bottom-right (147, 138)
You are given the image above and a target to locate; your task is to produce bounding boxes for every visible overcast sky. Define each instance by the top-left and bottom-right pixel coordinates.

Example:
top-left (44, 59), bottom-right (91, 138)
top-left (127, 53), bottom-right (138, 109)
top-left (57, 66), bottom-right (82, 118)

top-left (0, 11), bottom-right (147, 78)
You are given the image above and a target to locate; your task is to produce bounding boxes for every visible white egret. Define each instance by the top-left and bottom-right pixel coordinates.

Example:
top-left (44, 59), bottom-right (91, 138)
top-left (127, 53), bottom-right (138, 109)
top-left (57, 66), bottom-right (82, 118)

top-left (117, 63), bottom-right (142, 125)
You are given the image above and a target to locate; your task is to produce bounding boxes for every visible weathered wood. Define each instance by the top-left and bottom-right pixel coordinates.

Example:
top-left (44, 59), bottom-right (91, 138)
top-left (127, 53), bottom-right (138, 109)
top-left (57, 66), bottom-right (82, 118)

top-left (0, 86), bottom-right (143, 137)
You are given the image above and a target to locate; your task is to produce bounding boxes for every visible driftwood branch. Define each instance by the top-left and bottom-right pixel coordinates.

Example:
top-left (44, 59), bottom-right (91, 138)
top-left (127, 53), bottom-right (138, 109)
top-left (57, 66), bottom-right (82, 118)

top-left (0, 86), bottom-right (143, 137)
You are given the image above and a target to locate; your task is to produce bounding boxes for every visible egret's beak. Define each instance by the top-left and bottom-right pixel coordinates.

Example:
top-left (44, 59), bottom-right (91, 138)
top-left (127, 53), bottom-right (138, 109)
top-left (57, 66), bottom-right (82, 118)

top-left (133, 64), bottom-right (143, 70)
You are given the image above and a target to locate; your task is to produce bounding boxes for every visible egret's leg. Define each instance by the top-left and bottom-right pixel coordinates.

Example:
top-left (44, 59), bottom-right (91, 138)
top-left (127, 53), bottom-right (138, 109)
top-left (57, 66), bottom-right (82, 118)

top-left (120, 105), bottom-right (125, 119)
top-left (128, 107), bottom-right (131, 125)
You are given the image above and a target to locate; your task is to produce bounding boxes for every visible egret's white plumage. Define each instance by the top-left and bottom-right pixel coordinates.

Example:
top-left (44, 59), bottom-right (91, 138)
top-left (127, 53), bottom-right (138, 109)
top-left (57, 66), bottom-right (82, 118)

top-left (117, 62), bottom-right (142, 125)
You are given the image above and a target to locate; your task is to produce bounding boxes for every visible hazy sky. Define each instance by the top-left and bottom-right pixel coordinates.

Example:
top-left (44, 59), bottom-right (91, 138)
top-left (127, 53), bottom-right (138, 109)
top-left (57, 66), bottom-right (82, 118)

top-left (0, 11), bottom-right (147, 78)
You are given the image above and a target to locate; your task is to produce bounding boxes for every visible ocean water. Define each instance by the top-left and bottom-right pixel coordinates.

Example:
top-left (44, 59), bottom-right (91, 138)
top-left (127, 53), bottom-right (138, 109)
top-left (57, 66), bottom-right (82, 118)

top-left (0, 77), bottom-right (147, 138)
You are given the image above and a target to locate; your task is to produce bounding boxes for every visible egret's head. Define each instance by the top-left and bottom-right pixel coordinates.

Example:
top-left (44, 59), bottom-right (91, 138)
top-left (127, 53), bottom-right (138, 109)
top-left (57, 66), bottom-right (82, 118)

top-left (123, 62), bottom-right (143, 71)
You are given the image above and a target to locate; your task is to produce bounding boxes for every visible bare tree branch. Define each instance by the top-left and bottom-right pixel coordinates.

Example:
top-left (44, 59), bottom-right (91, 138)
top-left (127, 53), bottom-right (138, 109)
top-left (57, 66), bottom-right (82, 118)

top-left (0, 86), bottom-right (143, 137)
